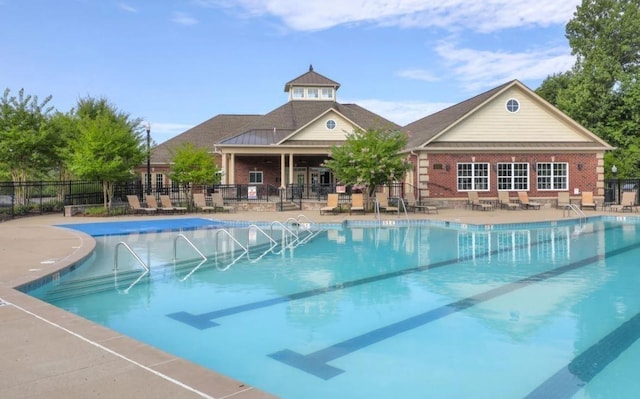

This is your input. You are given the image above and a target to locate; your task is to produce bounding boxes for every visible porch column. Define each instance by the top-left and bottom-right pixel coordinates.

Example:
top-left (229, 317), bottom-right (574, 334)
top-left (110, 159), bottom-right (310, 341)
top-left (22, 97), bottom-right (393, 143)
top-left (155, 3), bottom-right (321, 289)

top-left (280, 153), bottom-right (286, 188)
top-left (229, 153), bottom-right (235, 185)
top-left (220, 153), bottom-right (227, 184)
top-left (288, 153), bottom-right (294, 185)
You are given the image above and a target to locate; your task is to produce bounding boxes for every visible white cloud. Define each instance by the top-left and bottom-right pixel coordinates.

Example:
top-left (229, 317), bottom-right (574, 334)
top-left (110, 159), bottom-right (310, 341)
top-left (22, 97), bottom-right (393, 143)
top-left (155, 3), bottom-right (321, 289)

top-left (206, 0), bottom-right (580, 32)
top-left (396, 69), bottom-right (440, 82)
top-left (352, 98), bottom-right (452, 126)
top-left (171, 12), bottom-right (199, 26)
top-left (117, 3), bottom-right (137, 13)
top-left (433, 42), bottom-right (575, 90)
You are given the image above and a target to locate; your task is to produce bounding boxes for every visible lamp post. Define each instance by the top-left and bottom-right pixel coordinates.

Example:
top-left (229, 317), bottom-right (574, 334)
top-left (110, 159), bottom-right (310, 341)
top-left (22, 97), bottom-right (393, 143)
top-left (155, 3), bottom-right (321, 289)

top-left (146, 122), bottom-right (151, 195)
top-left (612, 165), bottom-right (619, 204)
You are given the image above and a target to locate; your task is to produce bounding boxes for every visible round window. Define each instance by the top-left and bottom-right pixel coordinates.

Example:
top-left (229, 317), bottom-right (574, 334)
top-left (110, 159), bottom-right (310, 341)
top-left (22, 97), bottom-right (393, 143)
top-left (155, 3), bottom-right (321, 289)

top-left (506, 98), bottom-right (520, 113)
top-left (326, 119), bottom-right (336, 130)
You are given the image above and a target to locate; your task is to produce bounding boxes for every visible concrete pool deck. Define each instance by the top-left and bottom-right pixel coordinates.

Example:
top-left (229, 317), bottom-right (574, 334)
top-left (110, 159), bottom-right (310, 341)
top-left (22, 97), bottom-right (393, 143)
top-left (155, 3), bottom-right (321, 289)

top-left (0, 206), bottom-right (620, 398)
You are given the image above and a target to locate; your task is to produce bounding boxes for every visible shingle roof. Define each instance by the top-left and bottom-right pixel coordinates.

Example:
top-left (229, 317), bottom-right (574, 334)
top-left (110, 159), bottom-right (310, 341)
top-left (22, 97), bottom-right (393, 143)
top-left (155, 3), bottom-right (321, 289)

top-left (402, 79), bottom-right (613, 151)
top-left (284, 65), bottom-right (340, 92)
top-left (219, 101), bottom-right (400, 146)
top-left (403, 81), bottom-right (513, 149)
top-left (151, 114), bottom-right (262, 163)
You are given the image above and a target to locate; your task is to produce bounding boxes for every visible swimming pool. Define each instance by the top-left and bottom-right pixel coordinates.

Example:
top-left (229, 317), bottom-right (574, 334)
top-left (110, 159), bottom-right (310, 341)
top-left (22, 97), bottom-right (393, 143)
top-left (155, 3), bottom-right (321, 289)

top-left (23, 217), bottom-right (640, 399)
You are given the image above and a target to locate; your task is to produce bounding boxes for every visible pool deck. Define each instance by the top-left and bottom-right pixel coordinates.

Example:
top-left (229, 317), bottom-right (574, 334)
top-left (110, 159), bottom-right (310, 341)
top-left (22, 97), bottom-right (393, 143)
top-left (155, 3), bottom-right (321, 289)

top-left (0, 206), bottom-right (620, 398)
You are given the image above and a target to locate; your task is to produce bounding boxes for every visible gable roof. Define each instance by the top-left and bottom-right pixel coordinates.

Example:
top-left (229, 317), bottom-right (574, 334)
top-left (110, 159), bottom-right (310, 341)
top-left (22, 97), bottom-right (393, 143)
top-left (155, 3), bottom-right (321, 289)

top-left (403, 81), bottom-right (512, 149)
top-left (219, 101), bottom-right (399, 146)
top-left (151, 114), bottom-right (262, 163)
top-left (403, 80), bottom-right (613, 151)
top-left (284, 65), bottom-right (340, 92)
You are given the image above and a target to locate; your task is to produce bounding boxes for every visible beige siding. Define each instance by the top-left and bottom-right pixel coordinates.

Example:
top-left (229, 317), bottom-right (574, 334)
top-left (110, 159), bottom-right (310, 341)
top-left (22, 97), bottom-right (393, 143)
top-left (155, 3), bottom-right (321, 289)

top-left (290, 112), bottom-right (354, 141)
top-left (438, 87), bottom-right (591, 142)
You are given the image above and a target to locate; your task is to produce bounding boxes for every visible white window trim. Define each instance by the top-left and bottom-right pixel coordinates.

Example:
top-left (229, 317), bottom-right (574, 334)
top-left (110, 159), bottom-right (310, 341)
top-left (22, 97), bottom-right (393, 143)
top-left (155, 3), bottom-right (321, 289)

top-left (536, 162), bottom-right (569, 191)
top-left (321, 88), bottom-right (333, 99)
top-left (496, 162), bottom-right (530, 191)
top-left (457, 162), bottom-right (490, 192)
top-left (249, 171), bottom-right (263, 184)
top-left (292, 87), bottom-right (304, 99)
top-left (506, 98), bottom-right (520, 113)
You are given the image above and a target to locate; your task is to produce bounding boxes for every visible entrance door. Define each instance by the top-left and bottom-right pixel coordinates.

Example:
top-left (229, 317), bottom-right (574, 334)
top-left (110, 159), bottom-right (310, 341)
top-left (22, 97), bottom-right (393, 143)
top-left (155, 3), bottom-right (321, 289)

top-left (294, 168), bottom-right (306, 196)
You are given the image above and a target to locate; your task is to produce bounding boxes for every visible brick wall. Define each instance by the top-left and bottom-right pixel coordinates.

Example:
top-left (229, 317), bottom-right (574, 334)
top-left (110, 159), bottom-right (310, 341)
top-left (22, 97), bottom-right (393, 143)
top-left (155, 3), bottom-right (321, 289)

top-left (420, 152), bottom-right (601, 199)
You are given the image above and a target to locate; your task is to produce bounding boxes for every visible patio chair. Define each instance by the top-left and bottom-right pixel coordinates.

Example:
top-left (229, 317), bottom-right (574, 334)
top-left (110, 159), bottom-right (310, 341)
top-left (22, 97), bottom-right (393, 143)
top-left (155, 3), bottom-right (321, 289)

top-left (126, 195), bottom-right (157, 214)
top-left (517, 191), bottom-right (541, 210)
top-left (580, 191), bottom-right (597, 210)
top-left (349, 193), bottom-right (365, 214)
top-left (160, 195), bottom-right (187, 214)
top-left (320, 193), bottom-right (339, 215)
top-left (145, 195), bottom-right (173, 214)
top-left (467, 191), bottom-right (493, 211)
top-left (211, 192), bottom-right (234, 213)
top-left (498, 191), bottom-right (519, 210)
top-left (610, 191), bottom-right (637, 212)
top-left (193, 193), bottom-right (215, 213)
top-left (557, 192), bottom-right (571, 209)
top-left (375, 191), bottom-right (398, 213)
top-left (406, 196), bottom-right (438, 214)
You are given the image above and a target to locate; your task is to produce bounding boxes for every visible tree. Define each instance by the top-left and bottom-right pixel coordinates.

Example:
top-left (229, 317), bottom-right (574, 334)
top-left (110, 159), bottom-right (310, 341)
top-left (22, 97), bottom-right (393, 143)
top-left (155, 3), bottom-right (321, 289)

top-left (537, 0), bottom-right (640, 176)
top-left (0, 88), bottom-right (59, 204)
top-left (323, 128), bottom-right (411, 197)
top-left (169, 143), bottom-right (221, 210)
top-left (67, 97), bottom-right (145, 209)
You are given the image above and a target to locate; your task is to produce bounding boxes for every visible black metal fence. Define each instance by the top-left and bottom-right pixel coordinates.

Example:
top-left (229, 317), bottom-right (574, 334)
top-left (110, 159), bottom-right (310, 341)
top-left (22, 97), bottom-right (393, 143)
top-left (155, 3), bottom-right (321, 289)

top-left (4, 178), bottom-right (636, 221)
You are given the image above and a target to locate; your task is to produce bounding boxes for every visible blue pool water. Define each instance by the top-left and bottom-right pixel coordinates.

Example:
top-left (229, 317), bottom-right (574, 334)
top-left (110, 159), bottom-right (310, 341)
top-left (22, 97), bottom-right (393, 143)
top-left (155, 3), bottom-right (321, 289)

top-left (24, 217), bottom-right (640, 399)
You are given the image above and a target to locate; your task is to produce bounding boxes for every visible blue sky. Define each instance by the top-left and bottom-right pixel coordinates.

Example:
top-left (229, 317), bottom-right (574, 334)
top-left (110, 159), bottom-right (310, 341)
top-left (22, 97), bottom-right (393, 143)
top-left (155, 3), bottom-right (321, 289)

top-left (1, 0), bottom-right (580, 144)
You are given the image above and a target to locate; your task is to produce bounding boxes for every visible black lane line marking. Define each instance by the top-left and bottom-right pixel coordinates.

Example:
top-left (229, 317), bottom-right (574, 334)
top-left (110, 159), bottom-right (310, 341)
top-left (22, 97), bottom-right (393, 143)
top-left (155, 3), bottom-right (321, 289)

top-left (267, 241), bottom-right (640, 380)
top-left (524, 311), bottom-right (640, 399)
top-left (167, 225), bottom-right (615, 329)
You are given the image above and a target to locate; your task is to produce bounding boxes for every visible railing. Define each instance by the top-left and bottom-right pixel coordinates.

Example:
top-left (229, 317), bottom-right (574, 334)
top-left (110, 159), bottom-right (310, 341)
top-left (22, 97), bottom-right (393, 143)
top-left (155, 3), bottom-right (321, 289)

top-left (173, 234), bottom-right (208, 281)
top-left (113, 242), bottom-right (150, 294)
top-left (214, 229), bottom-right (248, 271)
top-left (563, 203), bottom-right (586, 222)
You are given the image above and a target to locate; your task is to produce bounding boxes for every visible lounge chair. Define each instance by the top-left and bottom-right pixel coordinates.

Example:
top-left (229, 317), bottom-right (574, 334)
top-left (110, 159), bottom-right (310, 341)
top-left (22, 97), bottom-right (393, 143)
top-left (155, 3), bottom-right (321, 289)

top-left (406, 196), bottom-right (438, 213)
top-left (467, 191), bottom-right (493, 211)
top-left (375, 191), bottom-right (398, 213)
top-left (580, 191), bottom-right (597, 210)
top-left (349, 193), bottom-right (365, 214)
top-left (497, 191), bottom-right (519, 210)
top-left (610, 191), bottom-right (637, 212)
top-left (160, 195), bottom-right (187, 214)
top-left (126, 195), bottom-right (157, 214)
top-left (211, 192), bottom-right (234, 213)
top-left (193, 193), bottom-right (215, 213)
top-left (145, 195), bottom-right (172, 213)
top-left (320, 193), bottom-right (339, 215)
top-left (517, 191), bottom-right (541, 210)
top-left (557, 192), bottom-right (571, 209)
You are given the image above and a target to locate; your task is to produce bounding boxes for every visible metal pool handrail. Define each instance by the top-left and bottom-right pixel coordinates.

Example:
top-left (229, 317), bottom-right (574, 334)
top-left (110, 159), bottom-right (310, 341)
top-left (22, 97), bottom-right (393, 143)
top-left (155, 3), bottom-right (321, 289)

top-left (114, 242), bottom-right (150, 294)
top-left (173, 234), bottom-right (208, 262)
top-left (114, 242), bottom-right (149, 272)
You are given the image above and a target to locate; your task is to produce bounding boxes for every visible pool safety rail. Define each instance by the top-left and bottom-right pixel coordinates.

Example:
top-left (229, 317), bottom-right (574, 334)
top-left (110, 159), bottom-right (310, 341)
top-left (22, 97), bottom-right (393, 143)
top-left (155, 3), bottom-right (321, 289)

top-left (113, 242), bottom-right (150, 294)
top-left (563, 203), bottom-right (586, 223)
top-left (112, 214), bottom-right (326, 288)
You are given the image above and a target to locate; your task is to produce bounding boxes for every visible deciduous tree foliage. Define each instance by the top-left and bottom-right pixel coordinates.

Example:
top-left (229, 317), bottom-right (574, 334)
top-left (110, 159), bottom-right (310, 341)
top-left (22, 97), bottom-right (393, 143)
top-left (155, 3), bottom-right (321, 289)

top-left (323, 128), bottom-right (411, 197)
top-left (169, 143), bottom-right (221, 209)
top-left (67, 97), bottom-right (145, 209)
top-left (537, 0), bottom-right (640, 176)
top-left (0, 89), bottom-right (58, 181)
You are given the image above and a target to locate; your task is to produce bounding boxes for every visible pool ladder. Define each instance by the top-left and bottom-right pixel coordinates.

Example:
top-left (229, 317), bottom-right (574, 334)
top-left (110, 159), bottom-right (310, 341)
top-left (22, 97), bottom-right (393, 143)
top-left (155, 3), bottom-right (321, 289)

top-left (563, 203), bottom-right (586, 224)
top-left (113, 242), bottom-right (149, 294)
top-left (115, 213), bottom-right (325, 283)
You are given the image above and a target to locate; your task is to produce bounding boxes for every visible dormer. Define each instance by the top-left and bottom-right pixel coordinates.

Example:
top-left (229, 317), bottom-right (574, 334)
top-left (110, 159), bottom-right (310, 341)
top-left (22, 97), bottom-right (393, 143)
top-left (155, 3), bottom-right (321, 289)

top-left (284, 65), bottom-right (340, 102)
